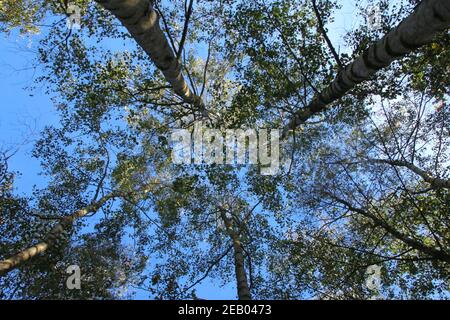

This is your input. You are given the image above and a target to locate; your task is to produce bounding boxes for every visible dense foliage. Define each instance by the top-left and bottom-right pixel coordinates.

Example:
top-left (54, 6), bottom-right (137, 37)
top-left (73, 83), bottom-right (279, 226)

top-left (0, 0), bottom-right (448, 300)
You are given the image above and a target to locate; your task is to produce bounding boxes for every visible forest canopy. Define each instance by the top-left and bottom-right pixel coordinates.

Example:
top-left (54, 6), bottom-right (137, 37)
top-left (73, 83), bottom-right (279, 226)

top-left (0, 0), bottom-right (449, 300)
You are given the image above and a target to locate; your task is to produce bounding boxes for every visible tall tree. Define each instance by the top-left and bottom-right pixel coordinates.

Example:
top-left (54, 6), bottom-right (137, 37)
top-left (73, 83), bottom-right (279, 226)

top-left (95, 0), bottom-right (207, 114)
top-left (282, 0), bottom-right (450, 136)
top-left (0, 0), bottom-right (448, 300)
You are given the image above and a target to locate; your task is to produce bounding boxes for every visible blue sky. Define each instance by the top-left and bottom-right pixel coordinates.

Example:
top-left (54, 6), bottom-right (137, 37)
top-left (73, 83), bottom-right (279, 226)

top-left (0, 33), bottom-right (58, 194)
top-left (0, 0), bottom-right (378, 299)
top-left (0, 24), bottom-right (238, 300)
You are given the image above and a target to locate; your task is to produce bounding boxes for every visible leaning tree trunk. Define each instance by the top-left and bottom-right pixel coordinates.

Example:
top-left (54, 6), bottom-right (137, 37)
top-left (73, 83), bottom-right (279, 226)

top-left (95, 0), bottom-right (206, 112)
top-left (282, 0), bottom-right (450, 137)
top-left (219, 208), bottom-right (252, 300)
top-left (0, 192), bottom-right (118, 276)
top-left (231, 238), bottom-right (252, 300)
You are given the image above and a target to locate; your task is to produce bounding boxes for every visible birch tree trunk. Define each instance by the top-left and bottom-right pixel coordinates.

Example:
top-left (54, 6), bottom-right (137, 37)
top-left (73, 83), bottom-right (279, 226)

top-left (282, 0), bottom-right (450, 137)
top-left (329, 194), bottom-right (450, 263)
top-left (232, 238), bottom-right (252, 300)
top-left (95, 0), bottom-right (206, 112)
top-left (219, 208), bottom-right (252, 300)
top-left (0, 192), bottom-right (119, 276)
top-left (369, 158), bottom-right (450, 189)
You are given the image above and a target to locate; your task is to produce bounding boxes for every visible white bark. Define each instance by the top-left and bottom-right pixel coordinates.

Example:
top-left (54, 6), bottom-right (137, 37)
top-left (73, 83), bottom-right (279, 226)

top-left (283, 0), bottom-right (450, 137)
top-left (219, 208), bottom-right (252, 300)
top-left (96, 0), bottom-right (206, 112)
top-left (0, 193), bottom-right (118, 276)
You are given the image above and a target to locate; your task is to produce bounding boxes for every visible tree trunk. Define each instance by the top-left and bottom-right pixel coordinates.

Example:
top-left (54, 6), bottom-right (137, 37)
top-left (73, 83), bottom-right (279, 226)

top-left (282, 0), bottom-right (450, 137)
top-left (0, 192), bottom-right (118, 276)
top-left (369, 158), bottom-right (450, 189)
top-left (95, 0), bottom-right (206, 112)
top-left (219, 208), bottom-right (252, 300)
